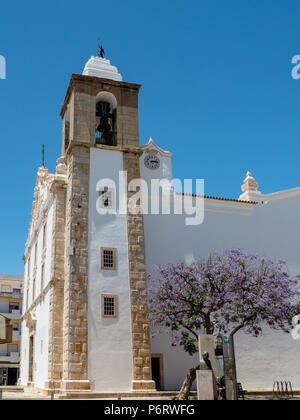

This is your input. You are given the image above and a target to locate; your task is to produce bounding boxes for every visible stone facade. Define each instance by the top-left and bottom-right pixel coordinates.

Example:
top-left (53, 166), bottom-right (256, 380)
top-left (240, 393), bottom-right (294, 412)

top-left (61, 144), bottom-right (91, 391)
top-left (123, 151), bottom-right (156, 392)
top-left (46, 170), bottom-right (67, 390)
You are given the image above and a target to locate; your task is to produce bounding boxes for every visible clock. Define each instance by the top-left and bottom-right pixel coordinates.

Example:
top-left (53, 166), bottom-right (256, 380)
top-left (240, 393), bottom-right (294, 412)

top-left (144, 154), bottom-right (160, 170)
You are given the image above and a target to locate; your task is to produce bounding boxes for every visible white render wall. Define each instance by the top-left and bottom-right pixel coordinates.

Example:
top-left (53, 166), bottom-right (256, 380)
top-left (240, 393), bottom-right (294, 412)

top-left (20, 319), bottom-right (29, 385)
top-left (88, 148), bottom-right (133, 392)
top-left (144, 185), bottom-right (300, 390)
top-left (20, 201), bottom-right (53, 387)
top-left (31, 290), bottom-right (50, 389)
top-left (20, 291), bottom-right (50, 388)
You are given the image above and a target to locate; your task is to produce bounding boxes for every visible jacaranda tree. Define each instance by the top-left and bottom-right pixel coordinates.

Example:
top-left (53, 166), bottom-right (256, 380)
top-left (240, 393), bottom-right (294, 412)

top-left (144, 249), bottom-right (300, 399)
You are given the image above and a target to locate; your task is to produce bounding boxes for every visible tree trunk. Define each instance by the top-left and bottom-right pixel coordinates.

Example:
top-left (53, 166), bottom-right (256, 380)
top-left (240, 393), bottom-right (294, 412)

top-left (174, 364), bottom-right (200, 400)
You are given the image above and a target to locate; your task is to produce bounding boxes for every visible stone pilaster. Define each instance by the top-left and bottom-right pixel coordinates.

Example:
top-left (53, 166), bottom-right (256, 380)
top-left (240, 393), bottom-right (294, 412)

top-left (46, 178), bottom-right (67, 391)
top-left (123, 151), bottom-right (156, 392)
top-left (61, 145), bottom-right (91, 391)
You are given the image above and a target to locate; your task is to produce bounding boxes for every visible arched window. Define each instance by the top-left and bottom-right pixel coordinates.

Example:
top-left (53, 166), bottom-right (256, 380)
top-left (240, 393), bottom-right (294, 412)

top-left (95, 91), bottom-right (117, 146)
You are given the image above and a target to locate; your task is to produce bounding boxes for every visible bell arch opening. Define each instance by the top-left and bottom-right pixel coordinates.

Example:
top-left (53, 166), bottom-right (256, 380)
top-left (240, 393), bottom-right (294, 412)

top-left (95, 91), bottom-right (118, 146)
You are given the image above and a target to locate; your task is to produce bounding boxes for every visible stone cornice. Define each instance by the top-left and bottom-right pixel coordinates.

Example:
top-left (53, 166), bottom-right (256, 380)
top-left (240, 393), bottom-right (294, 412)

top-left (64, 140), bottom-right (143, 157)
top-left (140, 137), bottom-right (172, 158)
top-left (60, 73), bottom-right (141, 118)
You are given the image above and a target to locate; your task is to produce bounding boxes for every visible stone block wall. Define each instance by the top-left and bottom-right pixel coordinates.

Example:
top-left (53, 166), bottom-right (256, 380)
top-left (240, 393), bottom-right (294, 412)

top-left (62, 145), bottom-right (90, 390)
top-left (123, 150), bottom-right (156, 391)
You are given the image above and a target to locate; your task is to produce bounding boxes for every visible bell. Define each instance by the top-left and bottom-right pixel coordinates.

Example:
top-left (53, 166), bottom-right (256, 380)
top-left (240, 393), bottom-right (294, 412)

top-left (96, 101), bottom-right (112, 133)
top-left (97, 118), bottom-right (111, 134)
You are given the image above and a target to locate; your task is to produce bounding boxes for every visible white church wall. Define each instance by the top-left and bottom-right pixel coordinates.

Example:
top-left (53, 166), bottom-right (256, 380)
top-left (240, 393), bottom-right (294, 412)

top-left (235, 327), bottom-right (300, 391)
top-left (43, 203), bottom-right (53, 291)
top-left (35, 224), bottom-right (43, 296)
top-left (33, 290), bottom-right (50, 389)
top-left (20, 201), bottom-right (53, 387)
top-left (27, 246), bottom-right (35, 308)
top-left (20, 320), bottom-right (29, 385)
top-left (144, 192), bottom-right (300, 391)
top-left (234, 193), bottom-right (300, 390)
top-left (88, 148), bottom-right (133, 392)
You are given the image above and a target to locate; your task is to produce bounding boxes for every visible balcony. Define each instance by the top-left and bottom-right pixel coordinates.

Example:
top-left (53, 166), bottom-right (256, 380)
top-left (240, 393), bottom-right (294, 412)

top-left (0, 291), bottom-right (22, 299)
top-left (0, 352), bottom-right (20, 363)
top-left (0, 310), bottom-right (21, 320)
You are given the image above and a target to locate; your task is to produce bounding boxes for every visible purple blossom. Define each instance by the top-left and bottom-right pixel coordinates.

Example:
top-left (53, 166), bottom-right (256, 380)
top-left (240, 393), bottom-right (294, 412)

top-left (144, 249), bottom-right (300, 355)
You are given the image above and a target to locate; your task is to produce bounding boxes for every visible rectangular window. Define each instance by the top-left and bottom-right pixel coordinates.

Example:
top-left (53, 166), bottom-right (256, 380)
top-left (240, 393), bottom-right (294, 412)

top-left (98, 188), bottom-right (115, 210)
top-left (9, 302), bottom-right (19, 313)
top-left (34, 243), bottom-right (38, 266)
top-left (43, 223), bottom-right (47, 250)
top-left (101, 248), bottom-right (117, 271)
top-left (102, 295), bottom-right (118, 318)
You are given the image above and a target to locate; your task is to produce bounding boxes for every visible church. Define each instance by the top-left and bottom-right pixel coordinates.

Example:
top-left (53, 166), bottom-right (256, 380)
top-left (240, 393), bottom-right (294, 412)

top-left (19, 54), bottom-right (300, 396)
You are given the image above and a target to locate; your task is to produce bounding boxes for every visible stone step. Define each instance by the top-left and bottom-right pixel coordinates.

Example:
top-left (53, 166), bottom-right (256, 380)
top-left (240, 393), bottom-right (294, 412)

top-left (0, 386), bottom-right (24, 393)
top-left (56, 391), bottom-right (197, 400)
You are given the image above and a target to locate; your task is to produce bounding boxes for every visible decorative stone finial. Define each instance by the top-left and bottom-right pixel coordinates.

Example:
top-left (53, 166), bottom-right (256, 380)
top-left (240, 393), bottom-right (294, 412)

top-left (56, 156), bottom-right (67, 176)
top-left (239, 171), bottom-right (262, 202)
top-left (37, 165), bottom-right (49, 178)
top-left (241, 171), bottom-right (259, 193)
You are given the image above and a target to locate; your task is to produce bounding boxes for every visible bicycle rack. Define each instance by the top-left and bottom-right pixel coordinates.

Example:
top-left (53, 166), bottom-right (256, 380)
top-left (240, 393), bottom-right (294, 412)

top-left (272, 381), bottom-right (294, 400)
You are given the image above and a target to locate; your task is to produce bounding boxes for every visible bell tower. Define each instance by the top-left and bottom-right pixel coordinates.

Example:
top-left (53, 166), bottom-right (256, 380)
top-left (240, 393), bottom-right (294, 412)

top-left (61, 56), bottom-right (141, 153)
top-left (59, 55), bottom-right (156, 393)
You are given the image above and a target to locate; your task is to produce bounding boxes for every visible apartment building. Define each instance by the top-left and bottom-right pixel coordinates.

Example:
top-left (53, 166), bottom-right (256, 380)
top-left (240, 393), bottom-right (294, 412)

top-left (0, 273), bottom-right (23, 386)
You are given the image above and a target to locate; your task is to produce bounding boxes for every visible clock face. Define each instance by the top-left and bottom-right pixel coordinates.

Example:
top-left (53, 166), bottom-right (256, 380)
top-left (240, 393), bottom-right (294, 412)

top-left (144, 154), bottom-right (160, 170)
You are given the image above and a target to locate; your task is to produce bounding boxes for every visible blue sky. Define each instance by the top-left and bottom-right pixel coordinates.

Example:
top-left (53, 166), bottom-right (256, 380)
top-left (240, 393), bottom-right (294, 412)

top-left (1, 0), bottom-right (300, 274)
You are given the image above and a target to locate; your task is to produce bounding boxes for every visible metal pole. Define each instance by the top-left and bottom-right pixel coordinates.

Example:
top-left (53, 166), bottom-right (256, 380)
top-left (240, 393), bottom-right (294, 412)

top-left (0, 389), bottom-right (2, 400)
top-left (223, 336), bottom-right (238, 400)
